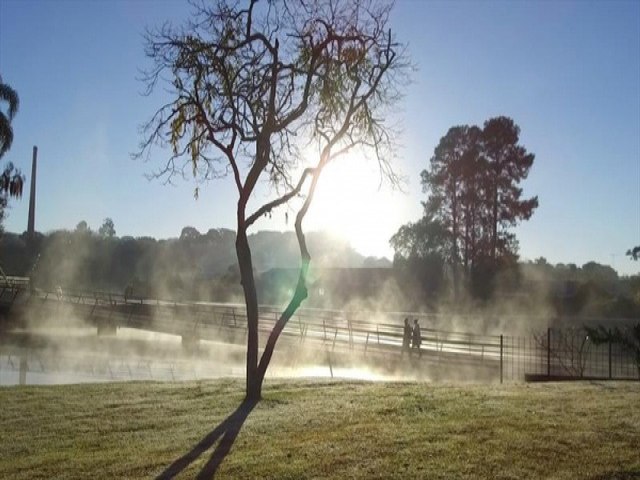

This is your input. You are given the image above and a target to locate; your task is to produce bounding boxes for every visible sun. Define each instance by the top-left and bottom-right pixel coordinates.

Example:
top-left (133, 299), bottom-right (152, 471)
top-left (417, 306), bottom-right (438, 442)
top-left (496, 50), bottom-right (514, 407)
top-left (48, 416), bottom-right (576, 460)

top-left (304, 151), bottom-right (403, 259)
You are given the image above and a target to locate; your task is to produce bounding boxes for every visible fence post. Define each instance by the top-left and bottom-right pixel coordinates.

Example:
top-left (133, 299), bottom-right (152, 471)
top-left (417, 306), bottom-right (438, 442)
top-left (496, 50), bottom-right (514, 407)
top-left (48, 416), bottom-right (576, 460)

top-left (547, 327), bottom-right (552, 378)
top-left (19, 350), bottom-right (28, 386)
top-left (500, 334), bottom-right (503, 384)
top-left (608, 328), bottom-right (612, 379)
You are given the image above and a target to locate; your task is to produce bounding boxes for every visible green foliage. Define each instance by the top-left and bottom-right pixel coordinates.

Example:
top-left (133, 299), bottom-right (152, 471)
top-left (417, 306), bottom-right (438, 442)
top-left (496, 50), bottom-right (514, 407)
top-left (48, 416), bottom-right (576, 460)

top-left (0, 228), bottom-right (375, 303)
top-left (0, 162), bottom-right (24, 197)
top-left (0, 76), bottom-right (19, 159)
top-left (421, 117), bottom-right (537, 267)
top-left (75, 220), bottom-right (90, 234)
top-left (585, 323), bottom-right (640, 378)
top-left (581, 261), bottom-right (618, 285)
top-left (390, 214), bottom-right (448, 300)
top-left (389, 214), bottom-right (448, 260)
top-left (98, 217), bottom-right (116, 238)
top-left (0, 162), bottom-right (25, 231)
top-left (0, 78), bottom-right (22, 231)
top-left (138, 0), bottom-right (406, 192)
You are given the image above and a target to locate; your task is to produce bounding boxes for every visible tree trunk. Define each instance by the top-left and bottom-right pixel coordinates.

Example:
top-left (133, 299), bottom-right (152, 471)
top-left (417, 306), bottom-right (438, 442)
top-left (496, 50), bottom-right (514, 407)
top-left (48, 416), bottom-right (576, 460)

top-left (235, 226), bottom-right (261, 401)
top-left (248, 153), bottom-right (320, 399)
top-left (470, 207), bottom-right (477, 272)
top-left (236, 136), bottom-right (272, 402)
top-left (257, 271), bottom-right (308, 380)
top-left (246, 368), bottom-right (263, 401)
top-left (463, 204), bottom-right (469, 272)
top-left (451, 182), bottom-right (459, 300)
top-left (492, 183), bottom-right (498, 261)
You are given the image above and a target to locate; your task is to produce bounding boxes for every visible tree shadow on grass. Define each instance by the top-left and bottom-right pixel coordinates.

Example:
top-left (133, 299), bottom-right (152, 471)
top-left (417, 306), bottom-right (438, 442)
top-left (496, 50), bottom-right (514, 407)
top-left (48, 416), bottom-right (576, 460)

top-left (156, 398), bottom-right (257, 480)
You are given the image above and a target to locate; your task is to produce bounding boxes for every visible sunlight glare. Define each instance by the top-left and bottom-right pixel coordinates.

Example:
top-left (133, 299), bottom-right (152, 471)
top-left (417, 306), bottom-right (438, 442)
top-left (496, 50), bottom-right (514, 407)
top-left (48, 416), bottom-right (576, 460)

top-left (295, 365), bottom-right (387, 381)
top-left (305, 151), bottom-right (405, 258)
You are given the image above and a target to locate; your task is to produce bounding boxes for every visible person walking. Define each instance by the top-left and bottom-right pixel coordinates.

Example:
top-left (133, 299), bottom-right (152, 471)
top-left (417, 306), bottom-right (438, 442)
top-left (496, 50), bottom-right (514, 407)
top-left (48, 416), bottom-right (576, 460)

top-left (402, 317), bottom-right (411, 355)
top-left (412, 318), bottom-right (422, 357)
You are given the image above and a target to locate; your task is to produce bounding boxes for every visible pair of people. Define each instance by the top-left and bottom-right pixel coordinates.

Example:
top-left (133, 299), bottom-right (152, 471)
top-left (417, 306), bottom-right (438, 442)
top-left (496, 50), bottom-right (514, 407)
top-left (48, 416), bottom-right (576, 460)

top-left (402, 318), bottom-right (422, 356)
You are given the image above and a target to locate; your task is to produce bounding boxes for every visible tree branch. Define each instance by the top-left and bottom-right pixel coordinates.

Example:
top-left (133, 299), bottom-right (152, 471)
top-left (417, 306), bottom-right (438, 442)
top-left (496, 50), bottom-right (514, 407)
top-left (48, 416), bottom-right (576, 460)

top-left (245, 167), bottom-right (315, 227)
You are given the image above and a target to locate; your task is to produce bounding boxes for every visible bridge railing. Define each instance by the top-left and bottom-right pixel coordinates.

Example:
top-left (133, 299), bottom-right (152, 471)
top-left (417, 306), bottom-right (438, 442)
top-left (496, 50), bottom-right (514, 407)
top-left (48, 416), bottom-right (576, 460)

top-left (19, 287), bottom-right (639, 383)
top-left (26, 287), bottom-right (504, 363)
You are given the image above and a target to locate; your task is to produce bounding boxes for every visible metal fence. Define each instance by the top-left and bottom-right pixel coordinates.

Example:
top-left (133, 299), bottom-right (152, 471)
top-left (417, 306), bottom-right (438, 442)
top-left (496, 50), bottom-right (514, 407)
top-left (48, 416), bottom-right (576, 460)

top-left (501, 328), bottom-right (639, 382)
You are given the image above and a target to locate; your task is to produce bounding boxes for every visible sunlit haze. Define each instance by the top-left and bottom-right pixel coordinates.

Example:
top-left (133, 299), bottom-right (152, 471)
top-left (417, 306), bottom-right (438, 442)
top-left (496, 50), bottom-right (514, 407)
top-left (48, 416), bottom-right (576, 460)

top-left (306, 152), bottom-right (412, 258)
top-left (0, 0), bottom-right (638, 274)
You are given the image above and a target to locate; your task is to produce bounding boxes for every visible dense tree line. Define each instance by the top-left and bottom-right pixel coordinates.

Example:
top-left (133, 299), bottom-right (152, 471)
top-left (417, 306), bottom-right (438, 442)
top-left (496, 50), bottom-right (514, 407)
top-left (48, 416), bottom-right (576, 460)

top-left (0, 220), bottom-right (383, 302)
top-left (521, 258), bottom-right (640, 319)
top-left (1, 221), bottom-right (638, 318)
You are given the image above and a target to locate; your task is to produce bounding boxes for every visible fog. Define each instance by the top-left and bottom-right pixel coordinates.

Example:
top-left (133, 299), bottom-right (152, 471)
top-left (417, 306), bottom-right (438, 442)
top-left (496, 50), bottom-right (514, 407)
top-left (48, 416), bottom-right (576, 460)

top-left (1, 294), bottom-right (504, 388)
top-left (2, 225), bottom-right (637, 388)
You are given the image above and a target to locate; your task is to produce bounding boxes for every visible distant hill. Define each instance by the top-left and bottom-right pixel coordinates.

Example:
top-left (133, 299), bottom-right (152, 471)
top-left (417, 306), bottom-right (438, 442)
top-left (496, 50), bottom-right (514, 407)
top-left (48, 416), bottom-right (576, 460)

top-left (178, 227), bottom-right (390, 278)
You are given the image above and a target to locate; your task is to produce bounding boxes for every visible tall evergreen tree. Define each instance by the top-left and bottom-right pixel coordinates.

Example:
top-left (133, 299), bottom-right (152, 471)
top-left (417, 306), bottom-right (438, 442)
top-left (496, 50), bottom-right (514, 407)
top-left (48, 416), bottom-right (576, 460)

top-left (481, 116), bottom-right (538, 260)
top-left (403, 116), bottom-right (538, 299)
top-left (421, 126), bottom-right (476, 296)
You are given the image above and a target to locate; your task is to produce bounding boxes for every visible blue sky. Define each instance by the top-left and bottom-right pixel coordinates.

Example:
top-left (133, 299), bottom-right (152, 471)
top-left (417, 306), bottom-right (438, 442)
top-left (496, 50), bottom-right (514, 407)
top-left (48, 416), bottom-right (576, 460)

top-left (1, 0), bottom-right (638, 275)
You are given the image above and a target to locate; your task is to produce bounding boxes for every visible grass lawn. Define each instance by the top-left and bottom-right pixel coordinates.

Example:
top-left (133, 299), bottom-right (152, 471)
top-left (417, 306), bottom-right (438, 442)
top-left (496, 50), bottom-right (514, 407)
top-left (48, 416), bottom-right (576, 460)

top-left (0, 378), bottom-right (639, 479)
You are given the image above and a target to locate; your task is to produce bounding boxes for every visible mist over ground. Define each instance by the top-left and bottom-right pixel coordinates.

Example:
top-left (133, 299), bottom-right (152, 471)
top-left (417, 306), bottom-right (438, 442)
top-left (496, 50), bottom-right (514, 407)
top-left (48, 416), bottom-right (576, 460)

top-left (2, 224), bottom-right (639, 335)
top-left (2, 223), bottom-right (639, 388)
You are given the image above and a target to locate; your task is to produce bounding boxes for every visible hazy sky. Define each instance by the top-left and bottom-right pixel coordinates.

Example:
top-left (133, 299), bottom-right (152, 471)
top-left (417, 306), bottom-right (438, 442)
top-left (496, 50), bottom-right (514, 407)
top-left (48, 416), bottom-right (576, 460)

top-left (1, 0), bottom-right (638, 275)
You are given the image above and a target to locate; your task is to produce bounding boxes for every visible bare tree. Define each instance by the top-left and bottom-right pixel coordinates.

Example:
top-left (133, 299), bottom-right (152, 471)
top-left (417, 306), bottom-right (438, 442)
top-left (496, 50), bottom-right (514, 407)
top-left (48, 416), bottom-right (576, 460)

top-left (137, 0), bottom-right (408, 401)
